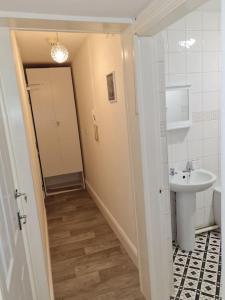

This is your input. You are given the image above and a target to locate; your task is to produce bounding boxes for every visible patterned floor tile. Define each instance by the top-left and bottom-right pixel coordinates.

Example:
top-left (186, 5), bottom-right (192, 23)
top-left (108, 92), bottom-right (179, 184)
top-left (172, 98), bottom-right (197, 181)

top-left (170, 230), bottom-right (221, 300)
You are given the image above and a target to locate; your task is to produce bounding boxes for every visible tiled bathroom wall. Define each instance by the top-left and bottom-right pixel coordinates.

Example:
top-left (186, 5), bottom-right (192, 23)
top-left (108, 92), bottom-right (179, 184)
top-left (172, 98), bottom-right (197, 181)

top-left (164, 0), bottom-right (221, 236)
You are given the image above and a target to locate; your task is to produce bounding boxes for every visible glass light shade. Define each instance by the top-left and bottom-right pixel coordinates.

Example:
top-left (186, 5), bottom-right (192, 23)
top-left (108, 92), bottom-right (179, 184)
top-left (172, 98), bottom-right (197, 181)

top-left (51, 43), bottom-right (69, 63)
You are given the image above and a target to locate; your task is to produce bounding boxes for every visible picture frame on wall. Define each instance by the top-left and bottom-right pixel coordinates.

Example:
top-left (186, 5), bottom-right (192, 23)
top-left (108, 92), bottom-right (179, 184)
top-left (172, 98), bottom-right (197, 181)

top-left (106, 72), bottom-right (117, 103)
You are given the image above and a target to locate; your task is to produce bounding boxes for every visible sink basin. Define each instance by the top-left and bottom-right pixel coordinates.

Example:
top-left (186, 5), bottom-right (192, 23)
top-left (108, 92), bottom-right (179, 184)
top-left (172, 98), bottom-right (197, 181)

top-left (170, 169), bottom-right (216, 193)
top-left (169, 168), bottom-right (216, 252)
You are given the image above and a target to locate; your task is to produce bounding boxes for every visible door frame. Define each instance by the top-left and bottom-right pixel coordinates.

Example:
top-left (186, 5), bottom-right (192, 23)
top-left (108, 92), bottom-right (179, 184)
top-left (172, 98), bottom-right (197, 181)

top-left (0, 0), bottom-right (220, 299)
top-left (123, 0), bottom-right (222, 298)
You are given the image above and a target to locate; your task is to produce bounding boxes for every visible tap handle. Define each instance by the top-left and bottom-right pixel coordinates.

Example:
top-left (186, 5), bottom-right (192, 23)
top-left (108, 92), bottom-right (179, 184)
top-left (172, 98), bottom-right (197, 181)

top-left (186, 160), bottom-right (194, 171)
top-left (170, 168), bottom-right (176, 176)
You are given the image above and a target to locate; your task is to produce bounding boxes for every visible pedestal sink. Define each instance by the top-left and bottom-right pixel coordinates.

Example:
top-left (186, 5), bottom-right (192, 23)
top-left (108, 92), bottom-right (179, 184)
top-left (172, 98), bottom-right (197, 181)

top-left (170, 169), bottom-right (216, 251)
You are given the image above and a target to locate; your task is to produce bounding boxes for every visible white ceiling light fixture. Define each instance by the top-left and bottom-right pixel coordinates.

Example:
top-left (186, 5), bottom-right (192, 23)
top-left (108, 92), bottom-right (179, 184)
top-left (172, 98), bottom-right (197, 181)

top-left (50, 33), bottom-right (69, 63)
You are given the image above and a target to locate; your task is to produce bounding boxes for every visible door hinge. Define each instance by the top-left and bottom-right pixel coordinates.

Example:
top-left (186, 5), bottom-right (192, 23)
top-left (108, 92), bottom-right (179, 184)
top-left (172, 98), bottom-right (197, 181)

top-left (17, 212), bottom-right (27, 230)
top-left (26, 84), bottom-right (41, 91)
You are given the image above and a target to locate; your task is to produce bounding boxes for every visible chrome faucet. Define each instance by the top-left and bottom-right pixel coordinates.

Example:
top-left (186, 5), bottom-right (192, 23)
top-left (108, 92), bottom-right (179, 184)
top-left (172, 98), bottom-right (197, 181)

top-left (169, 168), bottom-right (177, 176)
top-left (183, 161), bottom-right (194, 173)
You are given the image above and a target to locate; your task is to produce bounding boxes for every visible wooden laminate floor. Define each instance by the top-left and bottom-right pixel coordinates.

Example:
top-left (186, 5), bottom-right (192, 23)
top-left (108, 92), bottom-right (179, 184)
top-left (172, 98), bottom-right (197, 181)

top-left (46, 190), bottom-right (145, 300)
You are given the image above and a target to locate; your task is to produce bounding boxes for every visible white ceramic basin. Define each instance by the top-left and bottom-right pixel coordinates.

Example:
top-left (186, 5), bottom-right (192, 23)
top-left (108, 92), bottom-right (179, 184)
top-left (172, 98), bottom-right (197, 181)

top-left (170, 169), bottom-right (216, 193)
top-left (169, 168), bottom-right (216, 252)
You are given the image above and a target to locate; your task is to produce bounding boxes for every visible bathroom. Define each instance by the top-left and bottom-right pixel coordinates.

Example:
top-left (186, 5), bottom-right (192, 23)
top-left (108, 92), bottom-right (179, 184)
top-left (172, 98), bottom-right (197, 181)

top-left (164, 0), bottom-right (222, 298)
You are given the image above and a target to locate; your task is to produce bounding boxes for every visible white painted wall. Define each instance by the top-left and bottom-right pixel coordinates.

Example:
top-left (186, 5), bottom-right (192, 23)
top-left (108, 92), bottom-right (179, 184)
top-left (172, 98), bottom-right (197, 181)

top-left (72, 34), bottom-right (138, 262)
top-left (11, 32), bottom-right (54, 299)
top-left (164, 1), bottom-right (221, 236)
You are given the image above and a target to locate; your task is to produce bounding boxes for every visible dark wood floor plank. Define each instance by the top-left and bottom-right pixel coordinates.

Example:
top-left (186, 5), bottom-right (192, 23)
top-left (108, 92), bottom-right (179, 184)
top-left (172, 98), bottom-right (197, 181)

top-left (46, 190), bottom-right (144, 300)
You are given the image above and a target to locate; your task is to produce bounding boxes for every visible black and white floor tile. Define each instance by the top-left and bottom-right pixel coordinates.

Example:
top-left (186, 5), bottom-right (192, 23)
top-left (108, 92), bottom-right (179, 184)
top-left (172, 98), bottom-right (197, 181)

top-left (171, 230), bottom-right (221, 300)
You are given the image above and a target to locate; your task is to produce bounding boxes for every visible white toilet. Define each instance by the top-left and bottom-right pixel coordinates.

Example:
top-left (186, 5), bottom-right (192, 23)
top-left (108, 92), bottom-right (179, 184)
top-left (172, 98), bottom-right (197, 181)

top-left (213, 186), bottom-right (221, 227)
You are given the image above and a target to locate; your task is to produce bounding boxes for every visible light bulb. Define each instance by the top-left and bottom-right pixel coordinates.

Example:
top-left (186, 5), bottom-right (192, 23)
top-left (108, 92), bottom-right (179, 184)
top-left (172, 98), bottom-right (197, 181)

top-left (51, 43), bottom-right (69, 63)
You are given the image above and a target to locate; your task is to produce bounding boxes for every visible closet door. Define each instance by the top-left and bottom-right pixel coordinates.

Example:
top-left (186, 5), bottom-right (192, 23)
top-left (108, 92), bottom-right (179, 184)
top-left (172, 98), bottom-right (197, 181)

top-left (26, 67), bottom-right (83, 179)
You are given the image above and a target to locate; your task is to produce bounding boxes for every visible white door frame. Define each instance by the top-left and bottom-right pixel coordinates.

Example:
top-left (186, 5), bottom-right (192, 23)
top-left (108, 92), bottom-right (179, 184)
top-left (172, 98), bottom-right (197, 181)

top-left (122, 0), bottom-right (222, 299)
top-left (0, 0), bottom-right (220, 299)
top-left (221, 0), bottom-right (225, 297)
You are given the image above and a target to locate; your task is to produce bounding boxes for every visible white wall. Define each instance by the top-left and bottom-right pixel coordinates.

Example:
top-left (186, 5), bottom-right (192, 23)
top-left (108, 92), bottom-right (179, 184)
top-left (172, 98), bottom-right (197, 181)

top-left (164, 0), bottom-right (221, 236)
top-left (72, 34), bottom-right (138, 262)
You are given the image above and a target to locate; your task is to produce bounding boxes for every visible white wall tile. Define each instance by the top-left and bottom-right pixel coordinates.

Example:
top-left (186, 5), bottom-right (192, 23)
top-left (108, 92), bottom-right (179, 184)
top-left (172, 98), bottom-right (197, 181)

top-left (204, 206), bottom-right (215, 226)
top-left (173, 141), bottom-right (188, 162)
top-left (173, 160), bottom-right (187, 172)
top-left (167, 74), bottom-right (186, 87)
top-left (202, 12), bottom-right (220, 31)
top-left (187, 52), bottom-right (202, 73)
top-left (202, 92), bottom-right (219, 111)
top-left (190, 92), bottom-right (202, 112)
top-left (168, 53), bottom-right (186, 74)
top-left (203, 120), bottom-right (219, 139)
top-left (186, 11), bottom-right (202, 30)
top-left (202, 155), bottom-right (219, 175)
top-left (188, 139), bottom-right (202, 159)
top-left (202, 31), bottom-right (220, 51)
top-left (203, 138), bottom-right (218, 156)
top-left (155, 33), bottom-right (166, 61)
top-left (187, 73), bottom-right (202, 93)
top-left (188, 122), bottom-right (203, 141)
top-left (167, 30), bottom-right (186, 52)
top-left (186, 31), bottom-right (202, 51)
top-left (195, 208), bottom-right (205, 228)
top-left (203, 52), bottom-right (219, 72)
top-left (202, 72), bottom-right (220, 92)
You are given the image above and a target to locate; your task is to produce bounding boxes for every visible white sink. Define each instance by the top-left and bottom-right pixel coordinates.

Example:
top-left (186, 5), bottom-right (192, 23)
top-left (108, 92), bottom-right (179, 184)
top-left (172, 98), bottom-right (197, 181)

top-left (169, 169), bottom-right (216, 252)
top-left (170, 169), bottom-right (216, 193)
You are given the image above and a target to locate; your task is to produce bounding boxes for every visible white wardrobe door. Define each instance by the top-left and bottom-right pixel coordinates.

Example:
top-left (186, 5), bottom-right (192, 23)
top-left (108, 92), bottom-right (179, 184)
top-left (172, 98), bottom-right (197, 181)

top-left (49, 68), bottom-right (83, 174)
top-left (26, 67), bottom-right (83, 178)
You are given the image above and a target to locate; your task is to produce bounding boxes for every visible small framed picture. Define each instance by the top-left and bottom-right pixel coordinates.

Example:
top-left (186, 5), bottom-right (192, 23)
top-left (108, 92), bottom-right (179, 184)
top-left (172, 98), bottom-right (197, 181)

top-left (106, 72), bottom-right (117, 103)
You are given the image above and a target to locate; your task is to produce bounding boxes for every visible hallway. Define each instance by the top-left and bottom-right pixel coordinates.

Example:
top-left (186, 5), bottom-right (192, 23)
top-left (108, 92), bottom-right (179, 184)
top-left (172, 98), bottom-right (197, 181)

top-left (46, 190), bottom-right (144, 300)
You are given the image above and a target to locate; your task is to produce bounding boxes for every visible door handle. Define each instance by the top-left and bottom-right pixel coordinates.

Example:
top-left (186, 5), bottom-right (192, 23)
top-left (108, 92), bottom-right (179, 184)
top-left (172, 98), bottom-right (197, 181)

top-left (15, 189), bottom-right (27, 202)
top-left (17, 212), bottom-right (27, 230)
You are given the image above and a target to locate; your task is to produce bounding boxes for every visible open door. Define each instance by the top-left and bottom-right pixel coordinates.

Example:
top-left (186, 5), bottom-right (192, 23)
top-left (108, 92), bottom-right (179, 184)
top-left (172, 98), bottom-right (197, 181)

top-left (0, 87), bottom-right (33, 300)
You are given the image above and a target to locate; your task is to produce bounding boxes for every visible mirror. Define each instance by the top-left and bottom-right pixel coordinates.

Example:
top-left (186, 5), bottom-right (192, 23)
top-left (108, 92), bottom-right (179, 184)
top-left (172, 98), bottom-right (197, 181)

top-left (166, 85), bottom-right (191, 130)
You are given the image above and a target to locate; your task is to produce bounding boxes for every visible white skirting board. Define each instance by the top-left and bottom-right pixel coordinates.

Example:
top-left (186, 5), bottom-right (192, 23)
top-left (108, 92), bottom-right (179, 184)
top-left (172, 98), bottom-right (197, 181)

top-left (85, 180), bottom-right (138, 267)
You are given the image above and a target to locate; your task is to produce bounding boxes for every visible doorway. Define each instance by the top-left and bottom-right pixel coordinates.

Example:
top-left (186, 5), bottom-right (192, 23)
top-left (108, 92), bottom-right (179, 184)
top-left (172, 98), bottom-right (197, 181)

top-left (14, 30), bottom-right (144, 299)
top-left (164, 1), bottom-right (222, 298)
top-left (134, 0), bottom-right (222, 299)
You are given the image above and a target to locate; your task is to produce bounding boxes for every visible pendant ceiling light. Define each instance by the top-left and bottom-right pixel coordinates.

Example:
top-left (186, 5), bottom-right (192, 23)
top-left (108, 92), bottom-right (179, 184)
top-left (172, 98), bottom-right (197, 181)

top-left (50, 33), bottom-right (69, 63)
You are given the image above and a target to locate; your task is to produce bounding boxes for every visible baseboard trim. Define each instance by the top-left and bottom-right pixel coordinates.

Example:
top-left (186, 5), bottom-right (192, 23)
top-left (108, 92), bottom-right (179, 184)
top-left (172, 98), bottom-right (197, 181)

top-left (85, 180), bottom-right (138, 266)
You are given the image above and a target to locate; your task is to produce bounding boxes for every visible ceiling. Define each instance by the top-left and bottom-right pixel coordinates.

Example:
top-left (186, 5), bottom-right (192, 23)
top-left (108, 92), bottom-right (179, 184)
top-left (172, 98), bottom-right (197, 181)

top-left (201, 0), bottom-right (221, 11)
top-left (0, 0), bottom-right (151, 19)
top-left (16, 31), bottom-right (87, 64)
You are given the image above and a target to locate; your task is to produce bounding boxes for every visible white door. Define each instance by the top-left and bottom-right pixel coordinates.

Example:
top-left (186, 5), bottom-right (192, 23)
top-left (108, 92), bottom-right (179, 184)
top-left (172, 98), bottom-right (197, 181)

top-left (26, 67), bottom-right (83, 178)
top-left (0, 90), bottom-right (33, 300)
